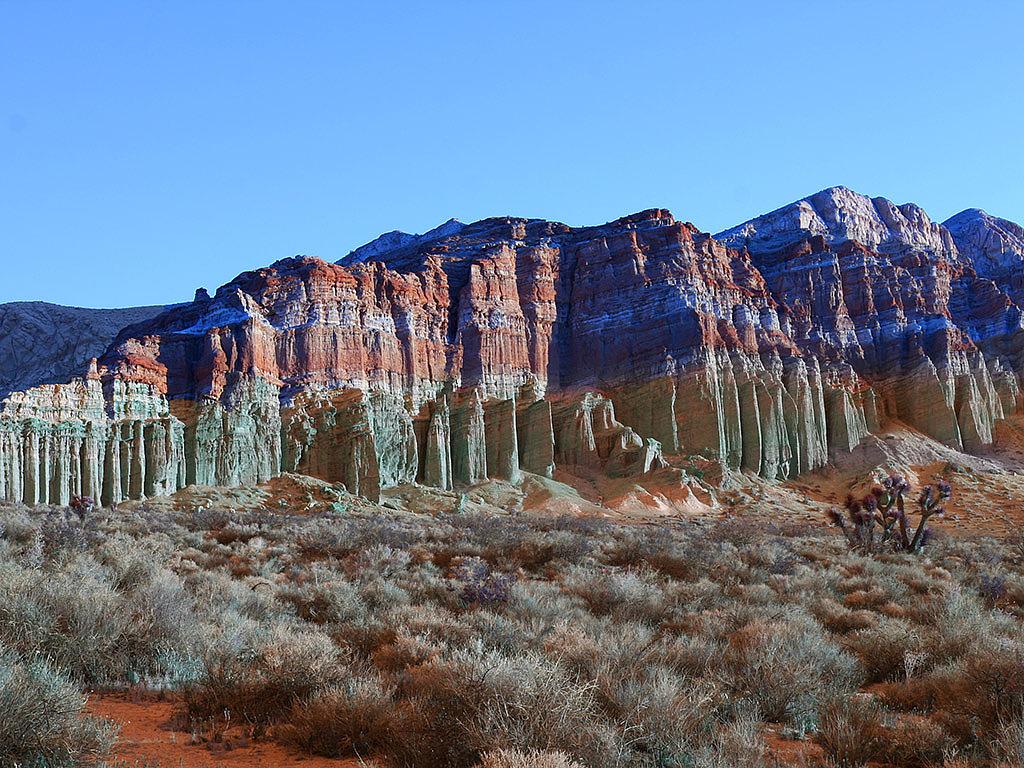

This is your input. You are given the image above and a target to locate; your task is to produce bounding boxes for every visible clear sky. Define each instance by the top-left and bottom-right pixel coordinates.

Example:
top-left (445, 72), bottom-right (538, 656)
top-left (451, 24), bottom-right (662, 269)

top-left (2, 1), bottom-right (1022, 307)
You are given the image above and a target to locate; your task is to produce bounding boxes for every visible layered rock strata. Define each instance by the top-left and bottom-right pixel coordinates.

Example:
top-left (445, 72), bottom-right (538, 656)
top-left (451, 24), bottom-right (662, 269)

top-left (3, 187), bottom-right (1024, 505)
top-left (0, 370), bottom-right (185, 507)
top-left (716, 187), bottom-right (1022, 453)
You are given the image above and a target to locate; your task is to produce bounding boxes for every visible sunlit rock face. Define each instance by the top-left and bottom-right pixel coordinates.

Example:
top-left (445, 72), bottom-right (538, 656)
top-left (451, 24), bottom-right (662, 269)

top-left (0, 370), bottom-right (185, 507)
top-left (2, 187), bottom-right (1023, 504)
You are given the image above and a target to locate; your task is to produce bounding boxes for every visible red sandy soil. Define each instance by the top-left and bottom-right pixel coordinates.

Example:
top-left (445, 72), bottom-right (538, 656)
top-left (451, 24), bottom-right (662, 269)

top-left (89, 691), bottom-right (928, 768)
top-left (88, 692), bottom-right (366, 768)
top-left (763, 724), bottom-right (826, 766)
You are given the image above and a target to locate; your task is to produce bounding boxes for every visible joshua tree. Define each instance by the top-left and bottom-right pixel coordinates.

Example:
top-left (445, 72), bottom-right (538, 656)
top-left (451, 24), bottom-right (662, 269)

top-left (69, 494), bottom-right (95, 520)
top-left (828, 474), bottom-right (950, 554)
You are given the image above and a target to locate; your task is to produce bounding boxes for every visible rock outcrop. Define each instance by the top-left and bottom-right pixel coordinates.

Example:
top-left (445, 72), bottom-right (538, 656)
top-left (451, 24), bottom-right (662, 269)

top-left (3, 187), bottom-right (1024, 505)
top-left (0, 372), bottom-right (185, 507)
top-left (551, 393), bottom-right (667, 477)
top-left (282, 389), bottom-right (383, 501)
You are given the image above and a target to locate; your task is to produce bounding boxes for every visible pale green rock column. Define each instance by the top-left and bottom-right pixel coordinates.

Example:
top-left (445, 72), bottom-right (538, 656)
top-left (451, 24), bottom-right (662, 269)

top-left (423, 397), bottom-right (453, 490)
top-left (484, 397), bottom-right (520, 482)
top-left (367, 392), bottom-right (418, 487)
top-left (281, 390), bottom-right (381, 501)
top-left (516, 398), bottom-right (555, 478)
top-left (451, 389), bottom-right (487, 485)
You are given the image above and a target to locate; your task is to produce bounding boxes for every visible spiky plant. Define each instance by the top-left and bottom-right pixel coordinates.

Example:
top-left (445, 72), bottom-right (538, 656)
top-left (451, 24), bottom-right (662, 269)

top-left (828, 474), bottom-right (950, 555)
top-left (69, 494), bottom-right (95, 520)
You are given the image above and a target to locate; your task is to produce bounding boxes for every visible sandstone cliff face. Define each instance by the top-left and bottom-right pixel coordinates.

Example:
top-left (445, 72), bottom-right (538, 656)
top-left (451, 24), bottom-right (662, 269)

top-left (0, 372), bottom-right (185, 507)
top-left (3, 188), bottom-right (1023, 505)
top-left (716, 187), bottom-right (1022, 454)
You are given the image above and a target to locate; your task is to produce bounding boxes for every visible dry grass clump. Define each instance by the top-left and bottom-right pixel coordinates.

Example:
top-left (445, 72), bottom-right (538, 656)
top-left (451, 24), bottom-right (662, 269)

top-left (817, 695), bottom-right (885, 767)
top-left (390, 647), bottom-right (620, 768)
top-left (473, 749), bottom-right (585, 768)
top-left (995, 718), bottom-right (1024, 766)
top-left (280, 674), bottom-right (396, 758)
top-left (185, 622), bottom-right (348, 725)
top-left (927, 638), bottom-right (1024, 745)
top-left (842, 617), bottom-right (924, 682)
top-left (721, 614), bottom-right (860, 726)
top-left (811, 597), bottom-right (878, 633)
top-left (0, 526), bottom-right (201, 687)
top-left (878, 716), bottom-right (952, 768)
top-left (3, 492), bottom-right (1024, 766)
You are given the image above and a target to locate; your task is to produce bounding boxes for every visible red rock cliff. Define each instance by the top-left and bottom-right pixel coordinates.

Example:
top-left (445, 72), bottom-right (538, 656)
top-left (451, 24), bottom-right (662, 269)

top-left (3, 187), bottom-right (1023, 505)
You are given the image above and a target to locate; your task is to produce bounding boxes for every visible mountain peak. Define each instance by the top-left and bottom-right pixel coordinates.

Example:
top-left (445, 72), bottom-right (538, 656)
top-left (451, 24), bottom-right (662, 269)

top-left (341, 218), bottom-right (466, 266)
top-left (715, 186), bottom-right (954, 258)
top-left (944, 207), bottom-right (1024, 287)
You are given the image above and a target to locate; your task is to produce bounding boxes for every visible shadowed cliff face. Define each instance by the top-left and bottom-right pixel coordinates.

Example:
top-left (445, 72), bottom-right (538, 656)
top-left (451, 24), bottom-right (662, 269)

top-left (2, 188), bottom-right (1023, 507)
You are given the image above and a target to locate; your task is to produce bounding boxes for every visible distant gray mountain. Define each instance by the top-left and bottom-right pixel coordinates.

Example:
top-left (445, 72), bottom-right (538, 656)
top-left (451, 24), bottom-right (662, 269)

top-left (340, 218), bottom-right (465, 265)
top-left (0, 301), bottom-right (167, 398)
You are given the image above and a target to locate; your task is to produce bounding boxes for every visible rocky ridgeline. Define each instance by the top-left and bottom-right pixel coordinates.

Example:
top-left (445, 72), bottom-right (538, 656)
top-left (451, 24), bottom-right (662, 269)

top-left (2, 187), bottom-right (1023, 506)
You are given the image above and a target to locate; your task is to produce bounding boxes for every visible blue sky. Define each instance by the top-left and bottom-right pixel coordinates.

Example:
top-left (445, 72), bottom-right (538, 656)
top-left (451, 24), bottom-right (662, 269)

top-left (2, 1), bottom-right (1022, 307)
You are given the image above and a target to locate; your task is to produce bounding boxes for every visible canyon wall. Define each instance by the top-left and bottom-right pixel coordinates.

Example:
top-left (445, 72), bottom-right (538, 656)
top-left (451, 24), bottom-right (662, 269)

top-left (3, 187), bottom-right (1023, 505)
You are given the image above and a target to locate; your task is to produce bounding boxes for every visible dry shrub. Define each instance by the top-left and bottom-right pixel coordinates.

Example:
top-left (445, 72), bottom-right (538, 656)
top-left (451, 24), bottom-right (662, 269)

top-left (876, 715), bottom-right (952, 767)
top-left (0, 551), bottom-right (198, 685)
top-left (658, 631), bottom-right (720, 677)
top-left (298, 516), bottom-right (418, 559)
top-left (843, 586), bottom-right (889, 609)
top-left (608, 668), bottom-right (722, 761)
top-left (186, 624), bottom-right (347, 724)
top-left (8, 494), bottom-right (1024, 768)
top-left (843, 618), bottom-right (924, 683)
top-left (703, 716), bottom-right (768, 768)
top-left (811, 598), bottom-right (877, 634)
top-left (817, 696), bottom-right (884, 768)
top-left (930, 639), bottom-right (1024, 747)
top-left (995, 718), bottom-right (1024, 766)
top-left (473, 749), bottom-right (585, 768)
top-left (391, 648), bottom-right (619, 768)
top-left (490, 530), bottom-right (592, 572)
top-left (334, 621), bottom-right (399, 659)
top-left (563, 566), bottom-right (667, 623)
top-left (278, 575), bottom-right (367, 625)
top-left (837, 575), bottom-right (874, 594)
top-left (874, 678), bottom-right (937, 713)
top-left (371, 632), bottom-right (436, 673)
top-left (281, 675), bottom-right (395, 758)
top-left (0, 645), bottom-right (116, 767)
top-left (720, 616), bottom-right (861, 726)
top-left (923, 587), bottom-right (999, 661)
top-left (601, 526), bottom-right (674, 568)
